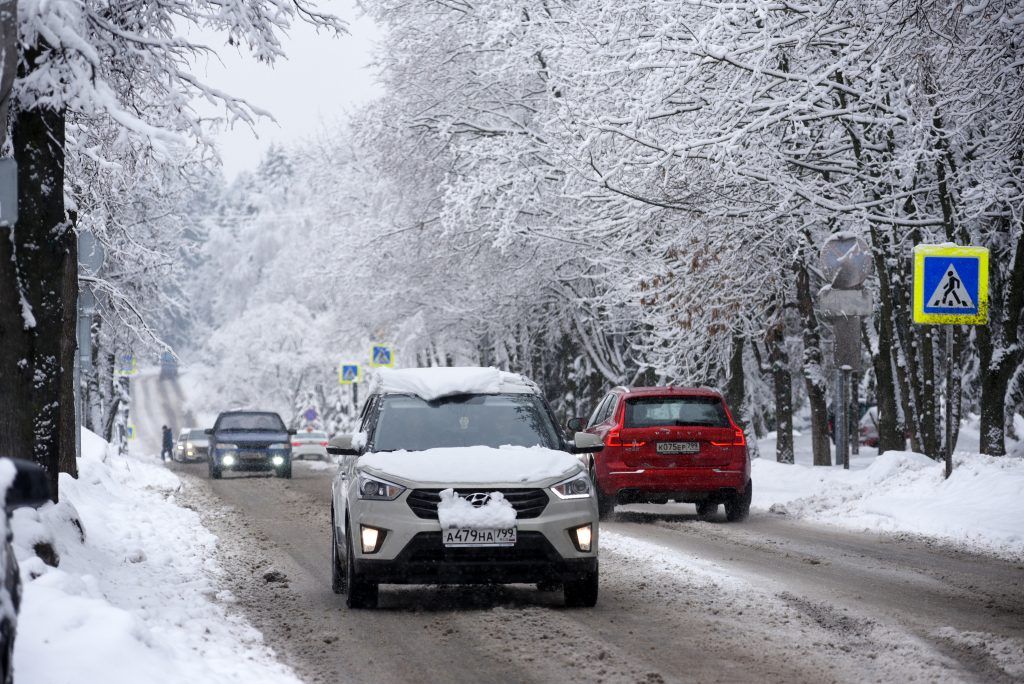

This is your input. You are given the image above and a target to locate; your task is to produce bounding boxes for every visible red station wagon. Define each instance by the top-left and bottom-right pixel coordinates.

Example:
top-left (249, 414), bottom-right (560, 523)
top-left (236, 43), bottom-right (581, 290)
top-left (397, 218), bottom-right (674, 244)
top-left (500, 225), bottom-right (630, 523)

top-left (580, 386), bottom-right (751, 521)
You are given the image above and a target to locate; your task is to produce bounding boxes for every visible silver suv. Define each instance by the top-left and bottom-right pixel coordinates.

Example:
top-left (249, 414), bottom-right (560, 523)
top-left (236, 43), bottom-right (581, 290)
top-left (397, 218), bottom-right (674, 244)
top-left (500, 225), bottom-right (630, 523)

top-left (329, 367), bottom-right (602, 609)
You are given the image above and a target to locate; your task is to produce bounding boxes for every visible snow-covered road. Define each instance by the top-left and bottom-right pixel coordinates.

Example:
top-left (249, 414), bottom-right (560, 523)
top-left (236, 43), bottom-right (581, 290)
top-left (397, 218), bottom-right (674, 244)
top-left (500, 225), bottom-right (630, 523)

top-left (133, 373), bottom-right (1024, 683)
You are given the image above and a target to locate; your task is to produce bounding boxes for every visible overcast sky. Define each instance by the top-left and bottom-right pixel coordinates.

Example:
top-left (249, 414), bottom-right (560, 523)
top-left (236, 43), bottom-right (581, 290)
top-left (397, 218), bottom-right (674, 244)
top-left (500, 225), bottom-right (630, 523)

top-left (191, 2), bottom-right (382, 179)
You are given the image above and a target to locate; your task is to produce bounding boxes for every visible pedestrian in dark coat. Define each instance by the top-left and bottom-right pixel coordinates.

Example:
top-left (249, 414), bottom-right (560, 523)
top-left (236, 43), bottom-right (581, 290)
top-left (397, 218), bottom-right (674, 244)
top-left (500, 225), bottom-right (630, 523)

top-left (161, 425), bottom-right (174, 462)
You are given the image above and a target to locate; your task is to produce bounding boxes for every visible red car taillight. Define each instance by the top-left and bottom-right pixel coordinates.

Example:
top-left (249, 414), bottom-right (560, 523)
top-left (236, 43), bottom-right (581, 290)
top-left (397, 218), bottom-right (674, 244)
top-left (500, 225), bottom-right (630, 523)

top-left (319, 441), bottom-right (328, 446)
top-left (710, 427), bottom-right (746, 447)
top-left (291, 441), bottom-right (301, 447)
top-left (605, 429), bottom-right (646, 448)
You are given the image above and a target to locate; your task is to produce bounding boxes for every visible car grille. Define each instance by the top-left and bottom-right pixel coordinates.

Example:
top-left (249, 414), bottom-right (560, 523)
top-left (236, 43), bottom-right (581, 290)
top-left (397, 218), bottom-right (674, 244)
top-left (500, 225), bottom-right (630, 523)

top-left (406, 488), bottom-right (549, 520)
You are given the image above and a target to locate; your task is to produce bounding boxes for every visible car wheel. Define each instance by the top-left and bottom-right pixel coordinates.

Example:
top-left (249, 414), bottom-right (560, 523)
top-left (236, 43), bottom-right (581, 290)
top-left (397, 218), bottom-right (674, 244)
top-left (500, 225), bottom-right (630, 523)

top-left (276, 462), bottom-right (292, 479)
top-left (695, 501), bottom-right (718, 520)
top-left (563, 567), bottom-right (599, 607)
top-left (725, 480), bottom-right (752, 522)
top-left (209, 463), bottom-right (222, 480)
top-left (345, 525), bottom-right (378, 609)
top-left (331, 510), bottom-right (345, 594)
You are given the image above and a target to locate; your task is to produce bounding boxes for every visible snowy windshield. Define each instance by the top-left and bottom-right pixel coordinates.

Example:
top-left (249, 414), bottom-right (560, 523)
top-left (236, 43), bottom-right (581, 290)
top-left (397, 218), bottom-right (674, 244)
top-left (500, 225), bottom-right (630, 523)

top-left (215, 413), bottom-right (286, 432)
top-left (625, 397), bottom-right (730, 428)
top-left (372, 394), bottom-right (560, 452)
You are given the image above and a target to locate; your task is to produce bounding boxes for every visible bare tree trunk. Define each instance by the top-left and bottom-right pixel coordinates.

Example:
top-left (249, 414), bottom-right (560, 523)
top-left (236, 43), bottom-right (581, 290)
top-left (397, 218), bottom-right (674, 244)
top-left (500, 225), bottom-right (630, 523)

top-left (725, 333), bottom-right (746, 428)
top-left (795, 260), bottom-right (832, 466)
top-left (767, 323), bottom-right (794, 463)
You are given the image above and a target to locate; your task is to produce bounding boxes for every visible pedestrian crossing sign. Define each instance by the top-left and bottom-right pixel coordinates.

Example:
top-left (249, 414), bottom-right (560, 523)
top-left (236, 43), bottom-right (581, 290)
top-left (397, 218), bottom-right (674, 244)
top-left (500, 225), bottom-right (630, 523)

top-left (913, 244), bottom-right (989, 325)
top-left (338, 364), bottom-right (360, 384)
top-left (369, 345), bottom-right (394, 368)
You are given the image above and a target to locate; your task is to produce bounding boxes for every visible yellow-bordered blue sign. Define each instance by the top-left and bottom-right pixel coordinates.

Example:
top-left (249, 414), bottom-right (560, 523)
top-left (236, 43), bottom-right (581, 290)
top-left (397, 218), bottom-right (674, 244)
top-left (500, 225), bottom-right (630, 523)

top-left (115, 353), bottom-right (137, 376)
top-left (369, 345), bottom-right (394, 368)
top-left (913, 244), bottom-right (989, 325)
top-left (338, 363), bottom-right (360, 384)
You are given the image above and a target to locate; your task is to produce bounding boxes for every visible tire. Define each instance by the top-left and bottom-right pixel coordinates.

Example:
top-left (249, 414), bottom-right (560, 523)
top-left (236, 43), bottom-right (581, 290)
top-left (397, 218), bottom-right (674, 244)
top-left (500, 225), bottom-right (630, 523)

top-left (725, 480), bottom-right (752, 522)
top-left (209, 462), bottom-right (222, 480)
top-left (592, 471), bottom-right (615, 520)
top-left (331, 510), bottom-right (345, 594)
top-left (345, 526), bottom-right (378, 609)
top-left (276, 462), bottom-right (292, 479)
top-left (564, 567), bottom-right (599, 607)
top-left (695, 501), bottom-right (718, 520)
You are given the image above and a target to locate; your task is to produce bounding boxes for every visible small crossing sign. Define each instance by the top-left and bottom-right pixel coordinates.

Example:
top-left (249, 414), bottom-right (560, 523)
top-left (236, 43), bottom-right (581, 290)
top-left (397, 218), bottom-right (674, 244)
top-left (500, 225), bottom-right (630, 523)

top-left (913, 245), bottom-right (989, 325)
top-left (115, 353), bottom-right (137, 376)
top-left (369, 345), bottom-right (394, 368)
top-left (338, 363), bottom-right (360, 384)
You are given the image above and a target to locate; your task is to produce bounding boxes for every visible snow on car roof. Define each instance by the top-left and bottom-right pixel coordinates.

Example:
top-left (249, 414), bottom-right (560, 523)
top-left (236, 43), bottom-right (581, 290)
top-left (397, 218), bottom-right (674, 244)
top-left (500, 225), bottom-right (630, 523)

top-left (370, 366), bottom-right (539, 401)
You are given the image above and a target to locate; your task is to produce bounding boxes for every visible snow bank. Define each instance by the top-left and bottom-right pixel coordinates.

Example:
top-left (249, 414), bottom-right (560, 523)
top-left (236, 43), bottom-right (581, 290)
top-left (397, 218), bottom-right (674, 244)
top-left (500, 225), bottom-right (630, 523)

top-left (359, 445), bottom-right (581, 484)
top-left (437, 489), bottom-right (516, 528)
top-left (753, 450), bottom-right (1024, 559)
top-left (370, 366), bottom-right (535, 400)
top-left (12, 428), bottom-right (301, 684)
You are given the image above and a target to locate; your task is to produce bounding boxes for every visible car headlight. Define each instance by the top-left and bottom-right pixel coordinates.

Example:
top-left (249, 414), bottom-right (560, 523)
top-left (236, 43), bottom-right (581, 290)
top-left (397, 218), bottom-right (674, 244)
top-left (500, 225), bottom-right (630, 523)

top-left (186, 441), bottom-right (193, 449)
top-left (551, 472), bottom-right (592, 499)
top-left (357, 473), bottom-right (406, 501)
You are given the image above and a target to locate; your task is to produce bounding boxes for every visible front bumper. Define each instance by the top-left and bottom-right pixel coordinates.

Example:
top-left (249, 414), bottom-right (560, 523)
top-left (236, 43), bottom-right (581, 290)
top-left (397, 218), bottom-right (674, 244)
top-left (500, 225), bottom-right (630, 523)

top-left (345, 487), bottom-right (598, 585)
top-left (355, 532), bottom-right (597, 584)
top-left (217, 452), bottom-right (290, 471)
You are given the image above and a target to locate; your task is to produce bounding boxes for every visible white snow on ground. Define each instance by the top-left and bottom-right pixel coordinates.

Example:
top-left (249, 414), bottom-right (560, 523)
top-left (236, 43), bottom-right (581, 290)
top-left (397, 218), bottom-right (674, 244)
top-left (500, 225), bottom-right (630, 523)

top-left (600, 530), bottom-right (748, 591)
top-left (934, 627), bottom-right (1024, 678)
top-left (437, 489), bottom-right (516, 528)
top-left (12, 429), bottom-right (302, 684)
top-left (370, 366), bottom-right (535, 400)
top-left (359, 445), bottom-right (582, 484)
top-left (749, 417), bottom-right (1024, 560)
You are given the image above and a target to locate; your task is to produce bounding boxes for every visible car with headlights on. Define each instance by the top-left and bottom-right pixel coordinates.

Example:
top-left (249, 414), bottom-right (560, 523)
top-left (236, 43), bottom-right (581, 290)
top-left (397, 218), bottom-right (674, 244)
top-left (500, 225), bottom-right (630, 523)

top-left (329, 366), bottom-right (603, 609)
top-left (206, 411), bottom-right (295, 479)
top-left (175, 427), bottom-right (210, 463)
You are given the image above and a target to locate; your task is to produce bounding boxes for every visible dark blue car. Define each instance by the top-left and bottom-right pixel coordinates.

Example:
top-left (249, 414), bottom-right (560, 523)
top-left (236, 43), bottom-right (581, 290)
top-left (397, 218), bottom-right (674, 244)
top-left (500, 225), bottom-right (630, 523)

top-left (206, 411), bottom-right (295, 479)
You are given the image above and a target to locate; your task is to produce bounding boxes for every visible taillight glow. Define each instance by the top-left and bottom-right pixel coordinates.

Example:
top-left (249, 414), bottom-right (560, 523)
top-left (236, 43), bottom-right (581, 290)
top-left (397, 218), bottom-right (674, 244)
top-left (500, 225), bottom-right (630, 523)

top-left (291, 441), bottom-right (301, 447)
top-left (319, 441), bottom-right (328, 446)
top-left (605, 429), bottom-right (646, 448)
top-left (710, 428), bottom-right (746, 447)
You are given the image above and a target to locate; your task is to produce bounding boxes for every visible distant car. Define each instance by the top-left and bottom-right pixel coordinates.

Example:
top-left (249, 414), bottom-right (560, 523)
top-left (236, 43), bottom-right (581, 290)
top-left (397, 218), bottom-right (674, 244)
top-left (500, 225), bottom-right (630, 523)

top-left (175, 427), bottom-right (210, 463)
top-left (579, 386), bottom-right (751, 521)
top-left (858, 406), bottom-right (879, 447)
top-left (159, 352), bottom-right (178, 379)
top-left (329, 366), bottom-right (603, 609)
top-left (1, 458), bottom-right (53, 684)
top-left (206, 411), bottom-right (295, 479)
top-left (291, 430), bottom-right (329, 460)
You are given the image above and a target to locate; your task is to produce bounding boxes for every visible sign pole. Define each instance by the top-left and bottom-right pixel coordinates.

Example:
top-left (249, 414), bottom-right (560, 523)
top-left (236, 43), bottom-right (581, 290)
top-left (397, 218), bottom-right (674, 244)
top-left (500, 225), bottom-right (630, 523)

top-left (841, 365), bottom-right (852, 469)
top-left (944, 326), bottom-right (954, 479)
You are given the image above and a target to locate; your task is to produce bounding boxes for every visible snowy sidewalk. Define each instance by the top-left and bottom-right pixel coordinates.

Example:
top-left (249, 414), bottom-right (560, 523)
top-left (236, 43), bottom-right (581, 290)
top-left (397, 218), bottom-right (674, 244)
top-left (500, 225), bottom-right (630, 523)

top-left (11, 429), bottom-right (301, 684)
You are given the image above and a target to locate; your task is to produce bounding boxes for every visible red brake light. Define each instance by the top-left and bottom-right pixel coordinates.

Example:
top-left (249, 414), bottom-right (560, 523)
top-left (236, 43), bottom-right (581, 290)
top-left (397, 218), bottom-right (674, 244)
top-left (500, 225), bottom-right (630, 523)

top-left (319, 441), bottom-right (328, 446)
top-left (605, 429), bottom-right (646, 448)
top-left (710, 428), bottom-right (746, 447)
top-left (291, 441), bottom-right (301, 447)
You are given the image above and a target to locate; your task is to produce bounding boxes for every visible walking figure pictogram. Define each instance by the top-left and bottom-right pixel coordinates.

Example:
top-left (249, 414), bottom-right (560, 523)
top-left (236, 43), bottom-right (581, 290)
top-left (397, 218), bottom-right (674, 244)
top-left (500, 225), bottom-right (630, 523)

top-left (940, 270), bottom-right (965, 307)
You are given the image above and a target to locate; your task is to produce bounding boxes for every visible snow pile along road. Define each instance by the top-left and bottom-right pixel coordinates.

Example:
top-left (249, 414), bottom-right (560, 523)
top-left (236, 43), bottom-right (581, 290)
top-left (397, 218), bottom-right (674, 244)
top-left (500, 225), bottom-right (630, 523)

top-left (753, 450), bottom-right (1024, 558)
top-left (11, 429), bottom-right (302, 684)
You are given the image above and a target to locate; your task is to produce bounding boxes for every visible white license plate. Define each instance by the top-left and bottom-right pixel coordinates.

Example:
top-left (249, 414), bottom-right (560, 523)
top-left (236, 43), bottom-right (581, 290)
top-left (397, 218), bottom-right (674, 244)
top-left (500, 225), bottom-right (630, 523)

top-left (442, 527), bottom-right (517, 547)
top-left (241, 451), bottom-right (265, 460)
top-left (656, 441), bottom-right (700, 454)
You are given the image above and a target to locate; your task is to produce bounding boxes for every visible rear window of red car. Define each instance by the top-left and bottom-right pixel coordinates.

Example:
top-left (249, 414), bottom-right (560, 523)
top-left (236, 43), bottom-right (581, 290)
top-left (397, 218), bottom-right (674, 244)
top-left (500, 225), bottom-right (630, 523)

top-left (624, 396), bottom-right (730, 428)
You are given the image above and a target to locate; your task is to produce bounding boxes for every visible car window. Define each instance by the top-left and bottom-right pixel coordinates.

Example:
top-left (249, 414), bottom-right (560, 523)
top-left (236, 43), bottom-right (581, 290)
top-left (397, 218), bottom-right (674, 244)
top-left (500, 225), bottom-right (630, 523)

top-left (189, 429), bottom-right (207, 439)
top-left (371, 394), bottom-right (561, 451)
top-left (624, 396), bottom-right (730, 428)
top-left (215, 413), bottom-right (286, 431)
top-left (587, 395), bottom-right (612, 428)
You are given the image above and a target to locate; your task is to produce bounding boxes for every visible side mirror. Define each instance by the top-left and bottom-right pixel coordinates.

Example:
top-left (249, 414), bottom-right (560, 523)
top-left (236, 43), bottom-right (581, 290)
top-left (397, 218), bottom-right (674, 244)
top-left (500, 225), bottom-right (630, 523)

top-left (287, 428), bottom-right (297, 435)
top-left (5, 459), bottom-right (52, 513)
top-left (327, 434), bottom-right (361, 456)
top-left (566, 417), bottom-right (585, 433)
top-left (572, 432), bottom-right (604, 454)
top-left (204, 428), bottom-right (213, 435)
